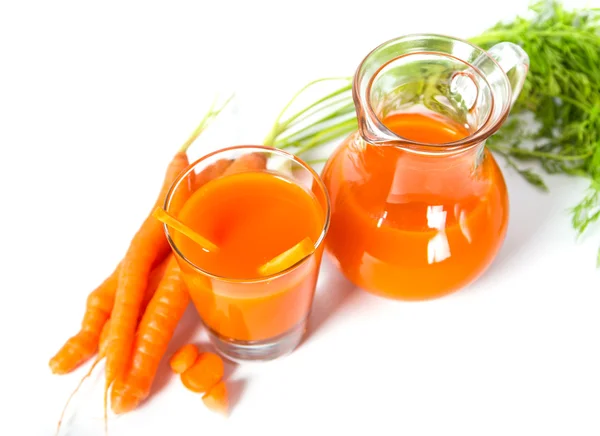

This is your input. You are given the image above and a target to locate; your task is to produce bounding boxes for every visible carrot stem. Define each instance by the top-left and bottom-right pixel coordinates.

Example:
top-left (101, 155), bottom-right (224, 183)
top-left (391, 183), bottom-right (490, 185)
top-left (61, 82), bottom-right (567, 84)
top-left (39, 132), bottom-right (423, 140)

top-left (179, 94), bottom-right (235, 153)
top-left (152, 207), bottom-right (219, 252)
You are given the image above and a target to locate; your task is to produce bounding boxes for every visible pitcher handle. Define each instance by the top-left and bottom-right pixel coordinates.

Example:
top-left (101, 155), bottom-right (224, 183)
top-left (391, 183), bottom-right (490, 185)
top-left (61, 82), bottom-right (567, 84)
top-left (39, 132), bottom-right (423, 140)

top-left (484, 42), bottom-right (530, 108)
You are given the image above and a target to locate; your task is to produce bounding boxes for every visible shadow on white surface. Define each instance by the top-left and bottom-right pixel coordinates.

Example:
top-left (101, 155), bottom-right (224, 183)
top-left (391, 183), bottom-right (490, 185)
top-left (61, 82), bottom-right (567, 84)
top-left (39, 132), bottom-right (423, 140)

top-left (497, 176), bottom-right (555, 265)
top-left (304, 256), bottom-right (359, 343)
top-left (221, 355), bottom-right (239, 380)
top-left (227, 378), bottom-right (248, 416)
top-left (461, 167), bottom-right (557, 294)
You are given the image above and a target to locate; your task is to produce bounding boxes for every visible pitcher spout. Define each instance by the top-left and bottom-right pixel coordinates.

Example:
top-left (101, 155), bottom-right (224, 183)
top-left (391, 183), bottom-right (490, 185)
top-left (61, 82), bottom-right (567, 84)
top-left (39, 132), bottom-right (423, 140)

top-left (354, 97), bottom-right (399, 145)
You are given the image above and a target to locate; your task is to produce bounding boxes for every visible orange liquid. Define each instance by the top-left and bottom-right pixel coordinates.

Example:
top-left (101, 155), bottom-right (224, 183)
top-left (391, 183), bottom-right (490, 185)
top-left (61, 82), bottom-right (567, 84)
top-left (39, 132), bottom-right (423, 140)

top-left (174, 171), bottom-right (325, 341)
top-left (383, 112), bottom-right (471, 143)
top-left (322, 111), bottom-right (508, 300)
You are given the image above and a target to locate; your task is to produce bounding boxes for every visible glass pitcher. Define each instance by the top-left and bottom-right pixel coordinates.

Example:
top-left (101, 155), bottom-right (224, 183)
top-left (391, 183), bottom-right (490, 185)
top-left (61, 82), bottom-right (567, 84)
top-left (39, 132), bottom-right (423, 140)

top-left (321, 34), bottom-right (529, 300)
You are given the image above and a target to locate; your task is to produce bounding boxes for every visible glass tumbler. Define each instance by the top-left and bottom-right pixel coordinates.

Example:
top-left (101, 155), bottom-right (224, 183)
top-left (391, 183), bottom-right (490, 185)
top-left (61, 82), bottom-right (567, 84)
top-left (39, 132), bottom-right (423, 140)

top-left (163, 145), bottom-right (330, 361)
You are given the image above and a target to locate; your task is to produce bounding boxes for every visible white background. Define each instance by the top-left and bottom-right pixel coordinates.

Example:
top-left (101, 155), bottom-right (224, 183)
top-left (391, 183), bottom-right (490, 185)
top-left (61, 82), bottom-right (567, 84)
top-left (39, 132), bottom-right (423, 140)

top-left (2, 0), bottom-right (600, 435)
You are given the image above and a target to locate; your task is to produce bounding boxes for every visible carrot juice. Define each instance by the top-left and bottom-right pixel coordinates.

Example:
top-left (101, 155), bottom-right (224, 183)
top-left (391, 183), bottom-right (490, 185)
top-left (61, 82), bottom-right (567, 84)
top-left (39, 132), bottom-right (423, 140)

top-left (322, 111), bottom-right (509, 300)
top-left (169, 153), bottom-right (329, 359)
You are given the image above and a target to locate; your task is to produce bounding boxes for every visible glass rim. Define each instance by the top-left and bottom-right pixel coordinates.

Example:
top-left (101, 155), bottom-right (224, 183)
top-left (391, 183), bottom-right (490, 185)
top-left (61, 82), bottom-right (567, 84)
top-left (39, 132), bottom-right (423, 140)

top-left (354, 33), bottom-right (512, 154)
top-left (163, 145), bottom-right (331, 283)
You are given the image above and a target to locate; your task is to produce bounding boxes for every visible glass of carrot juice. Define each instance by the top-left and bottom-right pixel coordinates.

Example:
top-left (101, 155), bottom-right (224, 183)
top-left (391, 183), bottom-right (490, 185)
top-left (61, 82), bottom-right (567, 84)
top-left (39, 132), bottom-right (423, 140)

top-left (163, 146), bottom-right (330, 361)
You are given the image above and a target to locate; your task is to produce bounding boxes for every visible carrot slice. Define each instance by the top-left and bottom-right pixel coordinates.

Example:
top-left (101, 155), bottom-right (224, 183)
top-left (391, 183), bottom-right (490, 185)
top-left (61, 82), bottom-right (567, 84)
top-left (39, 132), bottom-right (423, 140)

top-left (152, 207), bottom-right (219, 252)
top-left (258, 237), bottom-right (315, 276)
top-left (202, 380), bottom-right (229, 416)
top-left (170, 344), bottom-right (199, 374)
top-left (180, 352), bottom-right (224, 393)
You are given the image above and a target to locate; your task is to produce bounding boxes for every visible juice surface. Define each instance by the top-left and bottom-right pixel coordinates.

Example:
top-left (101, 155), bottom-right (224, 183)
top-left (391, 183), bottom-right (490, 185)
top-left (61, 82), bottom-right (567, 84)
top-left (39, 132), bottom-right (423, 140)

top-left (174, 171), bottom-right (325, 341)
top-left (322, 111), bottom-right (509, 300)
top-left (383, 112), bottom-right (470, 143)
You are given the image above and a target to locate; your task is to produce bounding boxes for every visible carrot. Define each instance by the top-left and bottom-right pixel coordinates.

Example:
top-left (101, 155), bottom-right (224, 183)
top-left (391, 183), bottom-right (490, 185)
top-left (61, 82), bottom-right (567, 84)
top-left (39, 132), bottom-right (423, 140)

top-left (54, 318), bottom-right (111, 436)
top-left (104, 149), bottom-right (191, 389)
top-left (170, 344), bottom-right (199, 374)
top-left (202, 380), bottom-right (229, 416)
top-left (98, 319), bottom-right (111, 353)
top-left (106, 156), bottom-right (234, 412)
top-left (110, 256), bottom-right (189, 414)
top-left (108, 154), bottom-right (234, 414)
top-left (54, 256), bottom-right (168, 435)
top-left (192, 158), bottom-right (233, 190)
top-left (52, 97), bottom-right (232, 378)
top-left (143, 256), bottom-right (169, 307)
top-left (53, 97), bottom-right (232, 434)
top-left (180, 352), bottom-right (224, 394)
top-left (49, 243), bottom-right (172, 376)
top-left (105, 96), bottom-right (234, 393)
top-left (49, 265), bottom-right (120, 375)
top-left (222, 152), bottom-right (267, 176)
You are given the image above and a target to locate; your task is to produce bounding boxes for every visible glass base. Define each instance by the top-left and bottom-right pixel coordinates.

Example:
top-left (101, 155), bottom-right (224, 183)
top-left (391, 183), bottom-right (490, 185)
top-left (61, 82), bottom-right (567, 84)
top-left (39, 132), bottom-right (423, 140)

top-left (208, 320), bottom-right (307, 363)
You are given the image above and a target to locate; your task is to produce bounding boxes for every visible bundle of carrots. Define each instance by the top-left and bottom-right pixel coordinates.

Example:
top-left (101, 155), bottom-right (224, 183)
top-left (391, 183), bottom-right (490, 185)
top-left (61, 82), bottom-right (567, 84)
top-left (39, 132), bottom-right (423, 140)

top-left (49, 99), bottom-right (237, 432)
